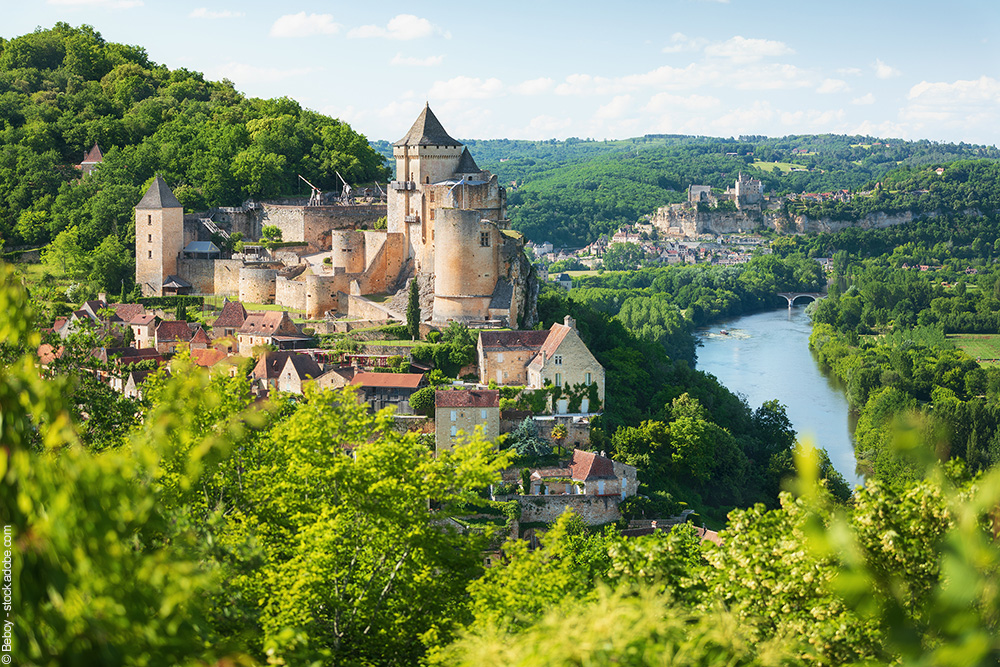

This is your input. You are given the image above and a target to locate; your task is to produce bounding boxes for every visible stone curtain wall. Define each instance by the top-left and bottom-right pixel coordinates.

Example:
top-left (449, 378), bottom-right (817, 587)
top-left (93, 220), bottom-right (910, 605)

top-left (517, 494), bottom-right (621, 526)
top-left (259, 204), bottom-right (386, 252)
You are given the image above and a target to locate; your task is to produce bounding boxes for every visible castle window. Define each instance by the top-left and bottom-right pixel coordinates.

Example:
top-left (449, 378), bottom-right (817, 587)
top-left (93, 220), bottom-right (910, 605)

top-left (554, 355), bottom-right (562, 366)
top-left (425, 176), bottom-right (430, 184)
top-left (480, 232), bottom-right (490, 247)
top-left (430, 209), bottom-right (435, 221)
top-left (148, 250), bottom-right (152, 259)
top-left (148, 234), bottom-right (152, 243)
top-left (147, 215), bottom-right (151, 226)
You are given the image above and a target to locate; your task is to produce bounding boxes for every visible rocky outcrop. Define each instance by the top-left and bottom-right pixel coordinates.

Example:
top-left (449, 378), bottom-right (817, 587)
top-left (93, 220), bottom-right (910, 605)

top-left (652, 203), bottom-right (926, 237)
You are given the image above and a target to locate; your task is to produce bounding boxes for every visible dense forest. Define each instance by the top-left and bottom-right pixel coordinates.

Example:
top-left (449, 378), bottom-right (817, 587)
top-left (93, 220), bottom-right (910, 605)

top-left (375, 132), bottom-right (1000, 248)
top-left (0, 23), bottom-right (388, 255)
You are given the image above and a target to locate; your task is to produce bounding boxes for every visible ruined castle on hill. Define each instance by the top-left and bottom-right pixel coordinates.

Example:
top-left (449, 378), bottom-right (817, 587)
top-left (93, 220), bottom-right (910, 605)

top-left (135, 105), bottom-right (538, 327)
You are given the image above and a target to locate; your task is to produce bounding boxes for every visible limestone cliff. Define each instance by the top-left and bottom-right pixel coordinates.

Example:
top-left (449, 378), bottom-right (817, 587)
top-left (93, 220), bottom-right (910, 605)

top-left (651, 203), bottom-right (928, 238)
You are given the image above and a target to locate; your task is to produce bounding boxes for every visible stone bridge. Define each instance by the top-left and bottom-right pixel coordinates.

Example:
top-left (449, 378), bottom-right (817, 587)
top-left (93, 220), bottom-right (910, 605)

top-left (777, 292), bottom-right (826, 308)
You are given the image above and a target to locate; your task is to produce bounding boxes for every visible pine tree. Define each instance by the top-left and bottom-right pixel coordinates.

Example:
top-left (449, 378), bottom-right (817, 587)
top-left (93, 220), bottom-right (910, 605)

top-left (406, 278), bottom-right (421, 340)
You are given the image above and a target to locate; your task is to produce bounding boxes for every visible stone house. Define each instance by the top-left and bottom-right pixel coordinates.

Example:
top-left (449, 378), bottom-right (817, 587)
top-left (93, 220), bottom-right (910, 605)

top-left (154, 320), bottom-right (194, 354)
top-left (350, 372), bottom-right (426, 413)
top-left (212, 300), bottom-right (248, 337)
top-left (479, 316), bottom-right (604, 414)
top-left (529, 449), bottom-right (637, 499)
top-left (130, 313), bottom-right (157, 349)
top-left (477, 329), bottom-right (550, 386)
top-left (527, 316), bottom-right (605, 414)
top-left (435, 389), bottom-right (500, 454)
top-left (276, 353), bottom-right (324, 395)
top-left (236, 311), bottom-right (303, 355)
top-left (313, 366), bottom-right (356, 390)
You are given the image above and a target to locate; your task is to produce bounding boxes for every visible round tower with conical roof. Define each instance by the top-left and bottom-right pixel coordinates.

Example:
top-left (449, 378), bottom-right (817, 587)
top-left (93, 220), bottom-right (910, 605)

top-left (135, 175), bottom-right (184, 296)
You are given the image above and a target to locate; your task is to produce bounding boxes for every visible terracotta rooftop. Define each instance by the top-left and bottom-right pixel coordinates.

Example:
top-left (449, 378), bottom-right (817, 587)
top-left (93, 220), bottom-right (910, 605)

top-left (479, 329), bottom-right (549, 352)
top-left (350, 372), bottom-right (425, 389)
top-left (112, 303), bottom-right (146, 323)
top-left (191, 347), bottom-right (228, 368)
top-left (189, 326), bottom-right (211, 346)
top-left (239, 311), bottom-right (293, 335)
top-left (435, 389), bottom-right (499, 408)
top-left (569, 449), bottom-right (616, 480)
top-left (136, 174), bottom-right (182, 210)
top-left (528, 321), bottom-right (573, 371)
top-left (81, 142), bottom-right (103, 164)
top-left (156, 320), bottom-right (194, 342)
top-left (213, 300), bottom-right (248, 329)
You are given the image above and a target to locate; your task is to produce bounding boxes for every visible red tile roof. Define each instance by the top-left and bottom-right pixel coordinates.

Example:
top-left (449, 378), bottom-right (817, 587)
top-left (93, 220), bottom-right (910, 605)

top-left (479, 330), bottom-right (549, 351)
top-left (191, 348), bottom-right (228, 367)
top-left (350, 372), bottom-right (425, 389)
top-left (569, 449), bottom-right (616, 480)
top-left (239, 311), bottom-right (296, 335)
top-left (189, 327), bottom-right (211, 346)
top-left (112, 303), bottom-right (146, 323)
top-left (81, 142), bottom-right (103, 164)
top-left (435, 389), bottom-right (499, 408)
top-left (527, 322), bottom-right (572, 371)
top-left (156, 320), bottom-right (194, 342)
top-left (213, 300), bottom-right (248, 329)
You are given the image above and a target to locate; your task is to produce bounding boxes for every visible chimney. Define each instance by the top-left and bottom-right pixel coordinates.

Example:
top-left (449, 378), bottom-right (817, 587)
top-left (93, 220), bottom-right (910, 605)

top-left (563, 314), bottom-right (575, 330)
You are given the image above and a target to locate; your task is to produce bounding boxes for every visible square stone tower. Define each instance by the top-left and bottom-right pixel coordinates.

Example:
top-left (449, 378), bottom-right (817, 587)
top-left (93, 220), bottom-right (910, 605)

top-left (135, 175), bottom-right (184, 296)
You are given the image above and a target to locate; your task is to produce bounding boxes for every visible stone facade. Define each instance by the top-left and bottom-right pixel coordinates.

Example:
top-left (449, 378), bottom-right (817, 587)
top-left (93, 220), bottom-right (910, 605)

top-left (435, 389), bottom-right (500, 454)
top-left (528, 316), bottom-right (605, 413)
top-left (239, 267), bottom-right (278, 304)
top-left (135, 176), bottom-right (184, 297)
top-left (517, 494), bottom-right (622, 526)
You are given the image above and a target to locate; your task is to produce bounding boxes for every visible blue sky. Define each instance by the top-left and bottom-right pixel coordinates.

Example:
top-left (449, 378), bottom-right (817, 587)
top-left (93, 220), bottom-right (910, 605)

top-left (4, 0), bottom-right (999, 145)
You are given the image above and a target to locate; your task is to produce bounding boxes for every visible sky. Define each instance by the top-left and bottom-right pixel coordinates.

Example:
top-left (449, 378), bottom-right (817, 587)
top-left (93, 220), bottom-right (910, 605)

top-left (3, 0), bottom-right (999, 145)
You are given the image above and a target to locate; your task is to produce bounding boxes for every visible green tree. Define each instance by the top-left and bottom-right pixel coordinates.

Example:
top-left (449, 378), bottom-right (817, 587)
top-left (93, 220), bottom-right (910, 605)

top-left (42, 225), bottom-right (88, 278)
top-left (89, 233), bottom-right (133, 293)
top-left (406, 277), bottom-right (421, 340)
top-left (409, 385), bottom-right (436, 417)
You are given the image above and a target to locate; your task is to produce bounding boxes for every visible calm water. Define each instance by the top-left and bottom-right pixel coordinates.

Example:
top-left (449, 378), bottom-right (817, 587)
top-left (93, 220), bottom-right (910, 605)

top-left (696, 307), bottom-right (863, 487)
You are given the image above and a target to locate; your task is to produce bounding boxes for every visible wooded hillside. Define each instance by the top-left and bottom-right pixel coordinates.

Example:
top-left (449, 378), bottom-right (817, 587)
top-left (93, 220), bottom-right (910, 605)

top-left (0, 23), bottom-right (389, 252)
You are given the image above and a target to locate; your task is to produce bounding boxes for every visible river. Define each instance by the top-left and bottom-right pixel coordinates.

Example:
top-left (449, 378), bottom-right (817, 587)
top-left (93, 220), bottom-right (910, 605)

top-left (695, 306), bottom-right (863, 487)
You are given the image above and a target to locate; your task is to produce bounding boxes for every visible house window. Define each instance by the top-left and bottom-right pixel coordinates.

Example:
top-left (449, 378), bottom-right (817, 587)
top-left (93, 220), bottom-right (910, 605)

top-left (554, 355), bottom-right (562, 365)
top-left (451, 410), bottom-right (457, 422)
top-left (480, 232), bottom-right (490, 247)
top-left (497, 353), bottom-right (504, 362)
top-left (480, 409), bottom-right (487, 420)
top-left (585, 372), bottom-right (592, 385)
top-left (450, 425), bottom-right (457, 437)
top-left (555, 373), bottom-right (562, 387)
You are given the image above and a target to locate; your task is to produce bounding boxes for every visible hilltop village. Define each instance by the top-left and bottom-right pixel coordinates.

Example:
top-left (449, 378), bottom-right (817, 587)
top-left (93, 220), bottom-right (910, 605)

top-left (39, 106), bottom-right (674, 534)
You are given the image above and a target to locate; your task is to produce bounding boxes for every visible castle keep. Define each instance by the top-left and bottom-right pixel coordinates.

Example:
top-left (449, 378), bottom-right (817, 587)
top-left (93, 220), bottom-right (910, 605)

top-left (136, 105), bottom-right (536, 326)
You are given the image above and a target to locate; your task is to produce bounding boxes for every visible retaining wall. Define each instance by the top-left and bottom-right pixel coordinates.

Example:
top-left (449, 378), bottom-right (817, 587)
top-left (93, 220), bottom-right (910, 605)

top-left (517, 494), bottom-right (621, 526)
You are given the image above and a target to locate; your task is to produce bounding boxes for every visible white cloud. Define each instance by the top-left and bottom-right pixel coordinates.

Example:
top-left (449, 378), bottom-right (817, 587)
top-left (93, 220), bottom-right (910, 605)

top-left (816, 78), bottom-right (849, 94)
top-left (349, 14), bottom-right (445, 40)
top-left (662, 32), bottom-right (709, 54)
top-left (704, 36), bottom-right (793, 63)
top-left (852, 93), bottom-right (875, 105)
top-left (873, 58), bottom-right (900, 79)
top-left (428, 76), bottom-right (504, 100)
top-left (512, 77), bottom-right (554, 95)
top-left (642, 92), bottom-right (720, 113)
top-left (837, 67), bottom-right (863, 76)
top-left (907, 76), bottom-right (1000, 105)
top-left (596, 95), bottom-right (633, 119)
top-left (390, 53), bottom-right (444, 67)
top-left (270, 12), bottom-right (341, 38)
top-left (48, 0), bottom-right (142, 7)
top-left (555, 73), bottom-right (616, 96)
top-left (190, 7), bottom-right (243, 19)
top-left (212, 62), bottom-right (317, 83)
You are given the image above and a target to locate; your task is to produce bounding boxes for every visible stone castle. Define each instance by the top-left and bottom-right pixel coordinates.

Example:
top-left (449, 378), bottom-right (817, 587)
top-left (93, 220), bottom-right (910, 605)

top-left (135, 104), bottom-right (537, 326)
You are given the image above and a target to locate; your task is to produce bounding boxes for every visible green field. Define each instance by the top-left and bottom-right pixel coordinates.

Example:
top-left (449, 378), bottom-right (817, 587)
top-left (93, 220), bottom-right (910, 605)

top-left (949, 334), bottom-right (1000, 366)
top-left (752, 160), bottom-right (809, 173)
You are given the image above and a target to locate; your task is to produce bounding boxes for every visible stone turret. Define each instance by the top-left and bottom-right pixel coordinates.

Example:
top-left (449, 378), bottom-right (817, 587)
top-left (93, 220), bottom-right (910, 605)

top-left (135, 175), bottom-right (184, 296)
